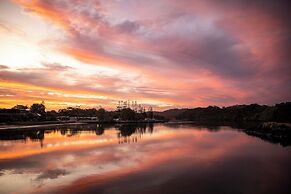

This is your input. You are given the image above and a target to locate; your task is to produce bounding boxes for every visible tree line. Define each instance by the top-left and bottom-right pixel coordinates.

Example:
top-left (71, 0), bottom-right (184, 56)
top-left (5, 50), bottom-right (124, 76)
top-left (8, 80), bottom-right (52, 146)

top-left (1, 102), bottom-right (290, 123)
top-left (174, 102), bottom-right (291, 123)
top-left (0, 103), bottom-right (164, 123)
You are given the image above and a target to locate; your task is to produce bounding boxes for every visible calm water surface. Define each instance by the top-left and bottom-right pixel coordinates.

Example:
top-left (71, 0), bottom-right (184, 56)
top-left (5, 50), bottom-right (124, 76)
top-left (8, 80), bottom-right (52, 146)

top-left (0, 124), bottom-right (290, 194)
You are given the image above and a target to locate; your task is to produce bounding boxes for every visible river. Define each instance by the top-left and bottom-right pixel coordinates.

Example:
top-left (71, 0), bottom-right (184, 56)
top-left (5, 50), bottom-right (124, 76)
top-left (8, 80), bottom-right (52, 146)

top-left (0, 123), bottom-right (290, 194)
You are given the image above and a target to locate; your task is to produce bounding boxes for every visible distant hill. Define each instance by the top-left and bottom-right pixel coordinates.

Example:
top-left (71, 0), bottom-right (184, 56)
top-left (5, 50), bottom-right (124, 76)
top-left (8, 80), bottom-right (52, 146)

top-left (154, 109), bottom-right (187, 120)
top-left (155, 102), bottom-right (291, 123)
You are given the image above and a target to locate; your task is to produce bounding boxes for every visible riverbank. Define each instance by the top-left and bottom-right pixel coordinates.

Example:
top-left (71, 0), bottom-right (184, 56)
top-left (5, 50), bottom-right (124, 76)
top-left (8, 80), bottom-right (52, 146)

top-left (0, 120), bottom-right (166, 130)
top-left (0, 122), bottom-right (85, 130)
top-left (1, 120), bottom-right (290, 131)
top-left (243, 122), bottom-right (291, 146)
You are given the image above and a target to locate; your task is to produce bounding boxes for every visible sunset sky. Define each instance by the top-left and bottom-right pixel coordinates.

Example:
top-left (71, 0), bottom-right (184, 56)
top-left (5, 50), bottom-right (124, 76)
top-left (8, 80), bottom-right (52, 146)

top-left (0, 0), bottom-right (290, 110)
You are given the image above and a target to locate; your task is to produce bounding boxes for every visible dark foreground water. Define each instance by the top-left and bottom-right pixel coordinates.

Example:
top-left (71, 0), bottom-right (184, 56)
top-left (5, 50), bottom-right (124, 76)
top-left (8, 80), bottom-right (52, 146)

top-left (0, 124), bottom-right (290, 194)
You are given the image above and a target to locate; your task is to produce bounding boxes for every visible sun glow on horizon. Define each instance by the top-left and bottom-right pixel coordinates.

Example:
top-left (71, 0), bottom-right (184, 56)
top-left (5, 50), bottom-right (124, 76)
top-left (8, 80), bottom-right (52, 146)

top-left (0, 0), bottom-right (290, 110)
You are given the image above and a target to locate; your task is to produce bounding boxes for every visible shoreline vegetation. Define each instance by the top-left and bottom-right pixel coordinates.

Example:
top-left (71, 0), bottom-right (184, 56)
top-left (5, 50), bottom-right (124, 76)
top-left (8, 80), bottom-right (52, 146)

top-left (1, 102), bottom-right (291, 145)
top-left (1, 102), bottom-right (290, 123)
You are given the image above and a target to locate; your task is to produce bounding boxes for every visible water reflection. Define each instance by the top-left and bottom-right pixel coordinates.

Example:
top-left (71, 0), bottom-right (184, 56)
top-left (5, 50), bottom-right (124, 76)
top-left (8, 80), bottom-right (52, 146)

top-left (0, 123), bottom-right (154, 148)
top-left (117, 123), bottom-right (153, 144)
top-left (0, 124), bottom-right (290, 194)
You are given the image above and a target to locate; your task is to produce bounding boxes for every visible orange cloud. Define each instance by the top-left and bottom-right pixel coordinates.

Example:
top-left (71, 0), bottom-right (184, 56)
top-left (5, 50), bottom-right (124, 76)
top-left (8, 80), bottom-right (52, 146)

top-left (2, 0), bottom-right (290, 109)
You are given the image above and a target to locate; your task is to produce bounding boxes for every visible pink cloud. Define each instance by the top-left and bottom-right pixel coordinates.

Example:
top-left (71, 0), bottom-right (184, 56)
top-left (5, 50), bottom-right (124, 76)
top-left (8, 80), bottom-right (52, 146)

top-left (2, 0), bottom-right (290, 109)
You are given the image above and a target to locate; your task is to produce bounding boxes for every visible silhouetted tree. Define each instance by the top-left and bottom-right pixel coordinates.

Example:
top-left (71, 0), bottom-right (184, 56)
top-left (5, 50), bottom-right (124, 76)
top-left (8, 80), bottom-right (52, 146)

top-left (120, 108), bottom-right (136, 120)
top-left (96, 108), bottom-right (106, 121)
top-left (147, 111), bottom-right (153, 119)
top-left (12, 104), bottom-right (28, 110)
top-left (45, 110), bottom-right (57, 121)
top-left (30, 103), bottom-right (46, 115)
